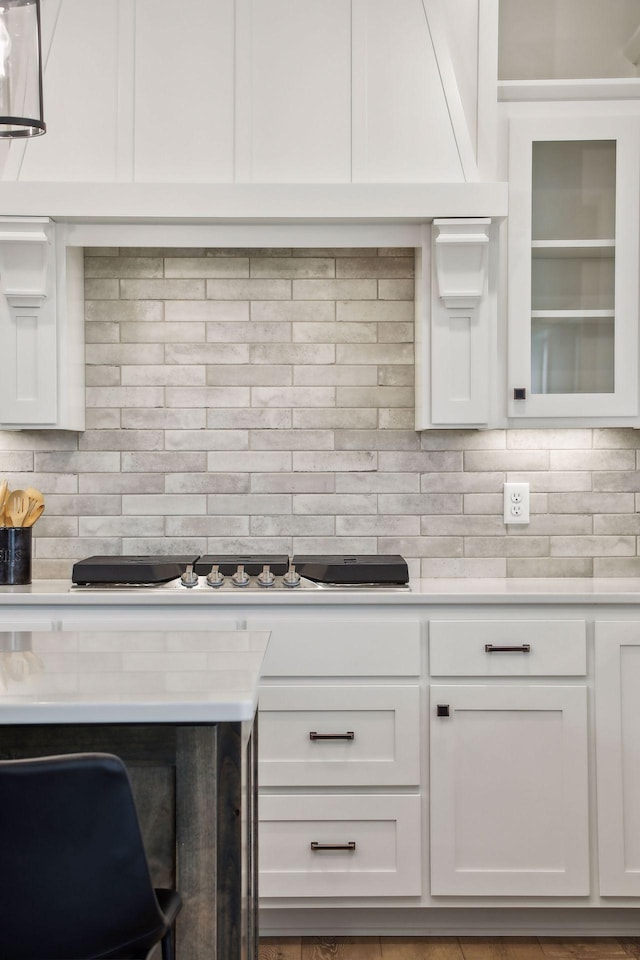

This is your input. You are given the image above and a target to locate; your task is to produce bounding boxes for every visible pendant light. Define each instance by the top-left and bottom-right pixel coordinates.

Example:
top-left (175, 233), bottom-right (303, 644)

top-left (0, 0), bottom-right (45, 137)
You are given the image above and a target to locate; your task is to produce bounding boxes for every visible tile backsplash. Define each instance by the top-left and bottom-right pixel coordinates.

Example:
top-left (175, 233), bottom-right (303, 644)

top-left (2, 246), bottom-right (640, 581)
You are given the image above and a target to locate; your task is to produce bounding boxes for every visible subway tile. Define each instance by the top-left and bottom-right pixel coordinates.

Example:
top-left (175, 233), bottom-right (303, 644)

top-left (293, 450), bottom-right (377, 472)
top-left (165, 516), bottom-right (250, 536)
top-left (35, 452), bottom-right (120, 473)
top-left (251, 258), bottom-right (335, 278)
top-left (336, 516), bottom-right (419, 536)
top-left (378, 493), bottom-right (463, 514)
top-left (4, 472), bottom-right (78, 494)
top-left (378, 322), bottom-right (414, 343)
top-left (251, 344), bottom-right (335, 364)
top-left (79, 516), bottom-right (165, 537)
top-left (550, 449), bottom-right (636, 471)
top-left (86, 366), bottom-right (120, 387)
top-left (164, 430), bottom-right (248, 451)
top-left (165, 387), bottom-right (250, 407)
top-left (292, 322), bottom-right (377, 343)
top-left (207, 321), bottom-right (291, 343)
top-left (122, 452), bottom-right (207, 473)
top-left (251, 301), bottom-right (334, 323)
top-left (376, 535), bottom-right (463, 556)
top-left (0, 430), bottom-right (78, 451)
top-left (337, 387), bottom-right (414, 408)
top-left (85, 279), bottom-right (119, 299)
top-left (121, 279), bottom-right (205, 299)
top-left (335, 430), bottom-right (420, 451)
top-left (207, 365), bottom-right (292, 386)
top-left (206, 279), bottom-right (291, 299)
top-left (294, 365), bottom-right (377, 386)
top-left (548, 492), bottom-right (635, 513)
top-left (507, 471), bottom-right (592, 492)
top-left (421, 515), bottom-right (505, 536)
top-left (120, 322), bottom-right (206, 343)
top-left (514, 514), bottom-right (592, 535)
top-left (421, 558), bottom-right (507, 578)
top-left (594, 557), bottom-right (640, 576)
top-left (251, 515), bottom-right (335, 536)
top-left (463, 493), bottom-right (503, 514)
top-left (42, 495), bottom-right (122, 516)
top-left (164, 257), bottom-right (249, 278)
top-left (35, 517), bottom-right (79, 537)
top-left (86, 300), bottom-right (164, 323)
top-left (378, 279), bottom-right (414, 300)
top-left (378, 365), bottom-right (414, 386)
top-left (34, 537), bottom-right (120, 559)
top-left (85, 409), bottom-right (122, 429)
top-left (206, 494), bottom-right (292, 515)
top-left (121, 365), bottom-right (205, 386)
top-left (420, 430), bottom-right (506, 450)
top-left (507, 429), bottom-right (592, 449)
top-left (207, 408), bottom-right (292, 429)
top-left (337, 300), bottom-right (413, 322)
top-left (165, 343), bottom-right (249, 364)
top-left (85, 322), bottom-right (120, 343)
top-left (379, 408), bottom-right (416, 428)
top-left (122, 408), bottom-right (206, 429)
top-left (86, 387), bottom-right (165, 408)
top-left (252, 386), bottom-right (335, 408)
top-left (86, 344), bottom-right (164, 365)
top-left (122, 494), bottom-right (207, 515)
top-left (293, 494), bottom-right (377, 515)
top-left (33, 560), bottom-right (75, 579)
top-left (293, 408), bottom-right (377, 429)
top-left (206, 451), bottom-right (292, 472)
top-left (79, 430), bottom-right (163, 451)
top-left (594, 513), bottom-right (640, 534)
top-left (85, 256), bottom-right (163, 278)
top-left (464, 450), bottom-right (550, 471)
top-left (337, 343), bottom-right (413, 364)
top-left (292, 537), bottom-right (378, 553)
top-left (594, 470), bottom-right (640, 491)
top-left (420, 471), bottom-right (504, 493)
top-left (165, 300), bottom-right (249, 322)
top-left (122, 537), bottom-right (208, 554)
top-left (251, 473), bottom-right (335, 494)
top-left (79, 473), bottom-right (165, 494)
top-left (550, 535), bottom-right (635, 557)
top-left (379, 451), bottom-right (462, 472)
top-left (292, 279), bottom-right (377, 300)
top-left (250, 430), bottom-right (334, 450)
top-left (593, 428), bottom-right (640, 448)
top-left (336, 472), bottom-right (419, 493)
top-left (465, 536), bottom-right (550, 557)
top-left (204, 537), bottom-right (292, 553)
top-left (336, 257), bottom-right (414, 278)
top-left (165, 473), bottom-right (250, 494)
top-left (507, 558), bottom-right (593, 577)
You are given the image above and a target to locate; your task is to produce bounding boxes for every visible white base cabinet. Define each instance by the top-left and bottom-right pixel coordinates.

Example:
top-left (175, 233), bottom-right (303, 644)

top-left (595, 621), bottom-right (640, 896)
top-left (430, 683), bottom-right (589, 896)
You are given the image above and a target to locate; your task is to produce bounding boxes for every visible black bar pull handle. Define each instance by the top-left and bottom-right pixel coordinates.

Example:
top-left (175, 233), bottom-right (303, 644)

top-left (484, 643), bottom-right (531, 653)
top-left (310, 841), bottom-right (356, 851)
top-left (309, 731), bottom-right (355, 741)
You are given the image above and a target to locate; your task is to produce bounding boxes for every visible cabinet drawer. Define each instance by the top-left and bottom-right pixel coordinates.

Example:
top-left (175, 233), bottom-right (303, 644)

top-left (248, 619), bottom-right (420, 677)
top-left (259, 794), bottom-right (422, 898)
top-left (429, 620), bottom-right (586, 676)
top-left (258, 685), bottom-right (420, 786)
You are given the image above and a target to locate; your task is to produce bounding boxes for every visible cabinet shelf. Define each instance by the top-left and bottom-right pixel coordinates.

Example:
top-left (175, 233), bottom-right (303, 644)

top-left (531, 310), bottom-right (615, 321)
top-left (531, 240), bottom-right (615, 259)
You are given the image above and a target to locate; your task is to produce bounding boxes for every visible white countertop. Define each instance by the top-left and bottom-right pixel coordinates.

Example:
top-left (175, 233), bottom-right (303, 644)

top-left (3, 577), bottom-right (640, 605)
top-left (0, 628), bottom-right (270, 724)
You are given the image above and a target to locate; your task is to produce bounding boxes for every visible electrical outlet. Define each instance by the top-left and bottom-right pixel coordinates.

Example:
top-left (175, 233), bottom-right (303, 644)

top-left (503, 482), bottom-right (530, 524)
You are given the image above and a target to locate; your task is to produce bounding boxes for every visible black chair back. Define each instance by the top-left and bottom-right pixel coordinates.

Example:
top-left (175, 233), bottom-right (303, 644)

top-left (0, 752), bottom-right (177, 960)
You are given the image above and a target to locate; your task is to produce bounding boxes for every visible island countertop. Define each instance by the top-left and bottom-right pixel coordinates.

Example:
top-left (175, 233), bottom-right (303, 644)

top-left (0, 628), bottom-right (270, 724)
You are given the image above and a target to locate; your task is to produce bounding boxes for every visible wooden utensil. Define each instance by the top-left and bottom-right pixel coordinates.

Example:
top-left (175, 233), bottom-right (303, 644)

top-left (23, 488), bottom-right (44, 526)
top-left (23, 502), bottom-right (44, 527)
top-left (0, 480), bottom-right (8, 526)
top-left (4, 490), bottom-right (30, 528)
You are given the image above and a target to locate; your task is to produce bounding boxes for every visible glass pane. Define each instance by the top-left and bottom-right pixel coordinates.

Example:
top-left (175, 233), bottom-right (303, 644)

top-left (532, 141), bottom-right (616, 241)
top-left (531, 317), bottom-right (614, 394)
top-left (531, 254), bottom-right (615, 311)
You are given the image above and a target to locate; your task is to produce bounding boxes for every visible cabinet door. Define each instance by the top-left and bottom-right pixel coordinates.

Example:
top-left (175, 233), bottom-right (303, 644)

top-left (430, 683), bottom-right (589, 896)
top-left (508, 114), bottom-right (640, 420)
top-left (595, 621), bottom-right (640, 895)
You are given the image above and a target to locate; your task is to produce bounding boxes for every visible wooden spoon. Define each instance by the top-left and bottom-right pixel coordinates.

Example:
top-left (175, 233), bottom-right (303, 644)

top-left (23, 488), bottom-right (44, 526)
top-left (4, 490), bottom-right (30, 528)
top-left (23, 502), bottom-right (44, 527)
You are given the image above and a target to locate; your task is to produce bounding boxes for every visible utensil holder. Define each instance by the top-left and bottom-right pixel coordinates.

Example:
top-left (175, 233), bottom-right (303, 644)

top-left (0, 527), bottom-right (32, 585)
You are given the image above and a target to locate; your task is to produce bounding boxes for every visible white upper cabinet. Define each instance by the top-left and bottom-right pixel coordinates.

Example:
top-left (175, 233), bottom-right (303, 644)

top-left (4, 0), bottom-right (498, 188)
top-left (506, 108), bottom-right (640, 422)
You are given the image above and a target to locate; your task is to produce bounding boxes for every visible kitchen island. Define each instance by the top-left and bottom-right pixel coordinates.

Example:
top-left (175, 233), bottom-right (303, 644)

top-left (0, 626), bottom-right (270, 960)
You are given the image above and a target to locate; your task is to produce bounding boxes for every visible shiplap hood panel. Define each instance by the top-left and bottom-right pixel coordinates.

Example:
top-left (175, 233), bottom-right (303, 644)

top-left (0, 0), bottom-right (506, 223)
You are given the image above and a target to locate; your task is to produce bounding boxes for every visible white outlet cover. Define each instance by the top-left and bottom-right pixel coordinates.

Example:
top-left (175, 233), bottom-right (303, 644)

top-left (503, 481), bottom-right (530, 524)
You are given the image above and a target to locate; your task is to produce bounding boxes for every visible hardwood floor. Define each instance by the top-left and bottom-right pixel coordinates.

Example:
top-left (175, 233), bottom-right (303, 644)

top-left (259, 938), bottom-right (640, 960)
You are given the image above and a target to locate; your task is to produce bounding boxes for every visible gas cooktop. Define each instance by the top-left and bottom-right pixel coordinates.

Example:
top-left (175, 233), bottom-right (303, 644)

top-left (70, 554), bottom-right (410, 592)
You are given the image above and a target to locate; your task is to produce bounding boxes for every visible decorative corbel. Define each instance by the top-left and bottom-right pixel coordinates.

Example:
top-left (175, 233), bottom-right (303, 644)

top-left (433, 218), bottom-right (490, 308)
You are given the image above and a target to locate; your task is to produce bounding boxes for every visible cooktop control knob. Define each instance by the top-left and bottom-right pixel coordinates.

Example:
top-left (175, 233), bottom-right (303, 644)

top-left (283, 561), bottom-right (301, 588)
top-left (206, 564), bottom-right (224, 588)
top-left (257, 564), bottom-right (276, 587)
top-left (180, 563), bottom-right (199, 588)
top-left (231, 564), bottom-right (250, 587)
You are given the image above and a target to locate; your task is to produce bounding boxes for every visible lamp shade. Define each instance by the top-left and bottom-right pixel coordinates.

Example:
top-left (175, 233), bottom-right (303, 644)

top-left (0, 0), bottom-right (44, 137)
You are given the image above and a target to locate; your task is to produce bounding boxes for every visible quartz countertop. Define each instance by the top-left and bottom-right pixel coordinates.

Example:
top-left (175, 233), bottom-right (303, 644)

top-left (0, 628), bottom-right (270, 723)
top-left (2, 578), bottom-right (640, 605)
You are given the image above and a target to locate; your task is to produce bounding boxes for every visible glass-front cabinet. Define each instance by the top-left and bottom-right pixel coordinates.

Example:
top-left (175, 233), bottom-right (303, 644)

top-left (507, 114), bottom-right (640, 420)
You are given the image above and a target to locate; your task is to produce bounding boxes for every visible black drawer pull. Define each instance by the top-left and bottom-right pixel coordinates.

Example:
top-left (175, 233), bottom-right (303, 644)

top-left (484, 643), bottom-right (531, 653)
top-left (310, 842), bottom-right (356, 852)
top-left (309, 731), bottom-right (355, 741)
